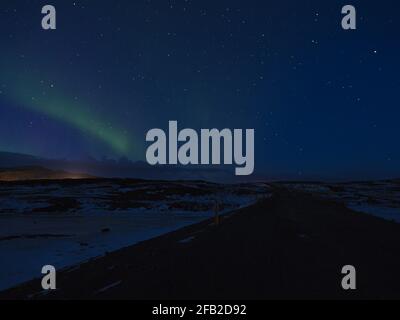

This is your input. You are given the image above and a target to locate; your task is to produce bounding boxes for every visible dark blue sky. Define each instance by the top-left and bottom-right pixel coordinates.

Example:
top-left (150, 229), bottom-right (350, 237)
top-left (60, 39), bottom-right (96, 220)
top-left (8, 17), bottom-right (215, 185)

top-left (0, 0), bottom-right (399, 180)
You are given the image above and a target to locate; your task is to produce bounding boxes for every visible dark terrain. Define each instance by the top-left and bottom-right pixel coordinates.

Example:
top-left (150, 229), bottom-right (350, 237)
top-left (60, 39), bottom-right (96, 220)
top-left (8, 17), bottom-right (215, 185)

top-left (2, 187), bottom-right (400, 300)
top-left (0, 166), bottom-right (94, 181)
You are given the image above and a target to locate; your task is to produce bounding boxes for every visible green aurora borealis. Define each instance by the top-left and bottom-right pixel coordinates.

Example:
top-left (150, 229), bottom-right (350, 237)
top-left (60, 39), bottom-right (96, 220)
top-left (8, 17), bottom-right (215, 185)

top-left (1, 66), bottom-right (141, 159)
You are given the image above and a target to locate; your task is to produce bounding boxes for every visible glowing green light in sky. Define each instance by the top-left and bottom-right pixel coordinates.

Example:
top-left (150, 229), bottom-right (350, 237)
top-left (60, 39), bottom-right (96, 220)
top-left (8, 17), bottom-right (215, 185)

top-left (25, 94), bottom-right (130, 155)
top-left (2, 68), bottom-right (139, 158)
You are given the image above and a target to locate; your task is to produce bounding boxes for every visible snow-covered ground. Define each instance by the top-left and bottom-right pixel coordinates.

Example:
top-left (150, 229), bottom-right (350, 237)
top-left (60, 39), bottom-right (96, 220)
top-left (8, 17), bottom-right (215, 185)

top-left (281, 180), bottom-right (400, 222)
top-left (0, 180), bottom-right (270, 291)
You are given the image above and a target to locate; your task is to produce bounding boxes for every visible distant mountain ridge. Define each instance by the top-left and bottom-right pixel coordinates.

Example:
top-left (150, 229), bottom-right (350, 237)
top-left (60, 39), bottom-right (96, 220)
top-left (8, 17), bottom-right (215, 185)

top-left (1, 151), bottom-right (398, 183)
top-left (0, 166), bottom-right (94, 181)
top-left (0, 151), bottom-right (242, 182)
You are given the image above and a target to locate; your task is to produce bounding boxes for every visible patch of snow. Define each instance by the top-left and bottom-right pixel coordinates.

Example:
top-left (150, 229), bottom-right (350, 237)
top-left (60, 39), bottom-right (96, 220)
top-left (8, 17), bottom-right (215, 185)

top-left (347, 203), bottom-right (400, 223)
top-left (0, 180), bottom-right (266, 291)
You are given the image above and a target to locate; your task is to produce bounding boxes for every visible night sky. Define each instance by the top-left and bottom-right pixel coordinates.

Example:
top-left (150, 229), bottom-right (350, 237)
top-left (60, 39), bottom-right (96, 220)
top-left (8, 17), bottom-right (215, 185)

top-left (0, 0), bottom-right (399, 180)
